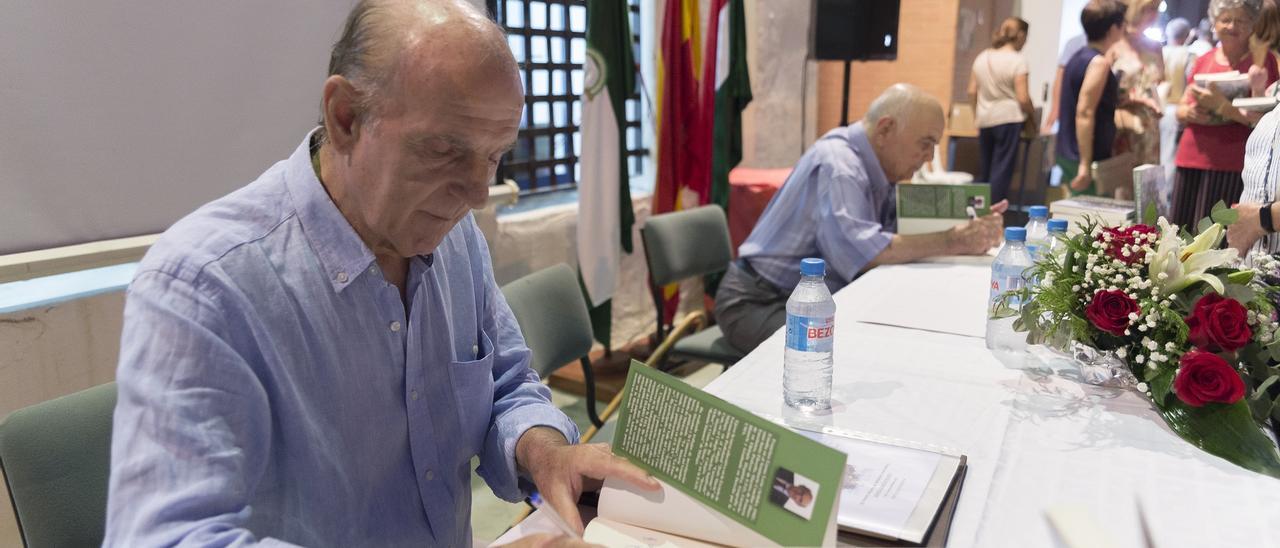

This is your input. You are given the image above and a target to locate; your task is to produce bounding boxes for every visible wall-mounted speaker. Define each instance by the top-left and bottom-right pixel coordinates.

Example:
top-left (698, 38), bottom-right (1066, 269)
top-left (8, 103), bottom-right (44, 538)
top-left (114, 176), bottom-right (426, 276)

top-left (810, 0), bottom-right (901, 61)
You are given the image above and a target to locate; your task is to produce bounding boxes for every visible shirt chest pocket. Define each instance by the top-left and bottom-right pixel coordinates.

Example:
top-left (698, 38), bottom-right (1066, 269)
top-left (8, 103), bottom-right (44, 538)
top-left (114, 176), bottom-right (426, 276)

top-left (450, 328), bottom-right (495, 457)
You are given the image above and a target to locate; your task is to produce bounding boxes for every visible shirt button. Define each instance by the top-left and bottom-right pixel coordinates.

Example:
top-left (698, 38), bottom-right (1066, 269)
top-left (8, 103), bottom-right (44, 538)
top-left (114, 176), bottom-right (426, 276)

top-left (390, 321), bottom-right (402, 332)
top-left (472, 344), bottom-right (479, 357)
top-left (335, 271), bottom-right (348, 283)
top-left (424, 470), bottom-right (435, 481)
top-left (410, 390), bottom-right (419, 400)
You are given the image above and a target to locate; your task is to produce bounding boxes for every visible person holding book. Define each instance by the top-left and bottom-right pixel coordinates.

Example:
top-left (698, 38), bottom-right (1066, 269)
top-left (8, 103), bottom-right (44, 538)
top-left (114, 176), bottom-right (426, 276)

top-left (967, 17), bottom-right (1035, 204)
top-left (1172, 0), bottom-right (1278, 228)
top-left (102, 2), bottom-right (658, 546)
top-left (1056, 0), bottom-right (1125, 197)
top-left (714, 84), bottom-right (1007, 354)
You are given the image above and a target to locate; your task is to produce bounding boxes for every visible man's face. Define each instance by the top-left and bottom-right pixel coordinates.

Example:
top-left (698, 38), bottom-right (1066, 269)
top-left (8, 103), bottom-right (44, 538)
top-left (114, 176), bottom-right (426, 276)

top-left (787, 485), bottom-right (813, 508)
top-left (875, 109), bottom-right (943, 182)
top-left (342, 51), bottom-right (523, 258)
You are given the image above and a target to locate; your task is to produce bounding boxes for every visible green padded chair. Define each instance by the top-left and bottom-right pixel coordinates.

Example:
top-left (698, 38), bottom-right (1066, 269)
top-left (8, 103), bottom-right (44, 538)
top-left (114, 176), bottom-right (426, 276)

top-left (641, 205), bottom-right (744, 369)
top-left (0, 382), bottom-right (117, 548)
top-left (501, 264), bottom-right (603, 427)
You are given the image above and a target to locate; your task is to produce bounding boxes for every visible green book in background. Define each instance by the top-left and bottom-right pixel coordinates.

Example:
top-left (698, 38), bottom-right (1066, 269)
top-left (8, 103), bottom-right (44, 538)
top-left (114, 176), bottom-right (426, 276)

top-left (589, 362), bottom-right (847, 547)
top-left (896, 184), bottom-right (991, 235)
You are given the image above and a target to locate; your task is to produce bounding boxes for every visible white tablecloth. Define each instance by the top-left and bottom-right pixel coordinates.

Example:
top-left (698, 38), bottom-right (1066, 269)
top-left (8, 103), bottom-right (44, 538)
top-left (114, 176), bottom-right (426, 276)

top-left (704, 261), bottom-right (1280, 548)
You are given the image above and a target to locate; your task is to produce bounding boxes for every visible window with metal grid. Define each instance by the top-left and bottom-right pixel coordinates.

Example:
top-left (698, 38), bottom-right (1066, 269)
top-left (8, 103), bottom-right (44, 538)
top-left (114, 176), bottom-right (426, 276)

top-left (488, 0), bottom-right (647, 194)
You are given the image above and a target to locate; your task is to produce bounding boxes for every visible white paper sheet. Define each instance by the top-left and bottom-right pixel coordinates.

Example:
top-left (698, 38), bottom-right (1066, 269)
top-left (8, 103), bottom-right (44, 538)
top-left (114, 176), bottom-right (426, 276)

top-left (800, 431), bottom-right (945, 539)
top-left (839, 263), bottom-right (991, 338)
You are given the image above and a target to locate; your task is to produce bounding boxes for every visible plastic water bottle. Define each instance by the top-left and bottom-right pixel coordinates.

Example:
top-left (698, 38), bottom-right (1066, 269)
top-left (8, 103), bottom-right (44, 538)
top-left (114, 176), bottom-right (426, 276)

top-left (1043, 218), bottom-right (1069, 264)
top-left (785, 258), bottom-right (834, 412)
top-left (1025, 205), bottom-right (1049, 259)
top-left (986, 227), bottom-right (1034, 366)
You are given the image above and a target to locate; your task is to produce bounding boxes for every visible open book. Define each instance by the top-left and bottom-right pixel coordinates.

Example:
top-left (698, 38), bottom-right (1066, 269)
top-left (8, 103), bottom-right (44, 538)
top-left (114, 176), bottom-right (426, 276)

top-left (569, 363), bottom-right (967, 547)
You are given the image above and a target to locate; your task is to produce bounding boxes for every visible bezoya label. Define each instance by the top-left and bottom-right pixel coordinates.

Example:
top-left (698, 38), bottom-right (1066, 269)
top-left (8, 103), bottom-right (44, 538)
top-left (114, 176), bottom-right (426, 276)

top-left (786, 314), bottom-right (834, 353)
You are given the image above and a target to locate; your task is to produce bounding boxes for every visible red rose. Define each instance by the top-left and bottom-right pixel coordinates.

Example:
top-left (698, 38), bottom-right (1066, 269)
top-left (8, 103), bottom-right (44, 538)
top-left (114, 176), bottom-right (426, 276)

top-left (1185, 293), bottom-right (1253, 352)
top-left (1097, 225), bottom-right (1157, 264)
top-left (1084, 289), bottom-right (1140, 336)
top-left (1174, 350), bottom-right (1246, 407)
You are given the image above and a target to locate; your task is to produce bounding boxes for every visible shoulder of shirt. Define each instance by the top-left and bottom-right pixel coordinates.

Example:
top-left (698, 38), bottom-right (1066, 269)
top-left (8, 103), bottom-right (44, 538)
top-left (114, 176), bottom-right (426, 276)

top-left (811, 129), bottom-right (869, 182)
top-left (134, 160), bottom-right (295, 290)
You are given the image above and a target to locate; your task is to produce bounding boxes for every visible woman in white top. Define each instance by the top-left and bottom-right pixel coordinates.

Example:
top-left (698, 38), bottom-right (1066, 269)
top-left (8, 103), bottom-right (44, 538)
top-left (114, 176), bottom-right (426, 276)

top-left (968, 17), bottom-right (1035, 204)
top-left (1226, 85), bottom-right (1280, 259)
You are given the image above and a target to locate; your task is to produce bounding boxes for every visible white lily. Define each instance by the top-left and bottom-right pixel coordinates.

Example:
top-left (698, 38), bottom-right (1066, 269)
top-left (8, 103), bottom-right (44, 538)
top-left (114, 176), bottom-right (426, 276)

top-left (1149, 218), bottom-right (1238, 295)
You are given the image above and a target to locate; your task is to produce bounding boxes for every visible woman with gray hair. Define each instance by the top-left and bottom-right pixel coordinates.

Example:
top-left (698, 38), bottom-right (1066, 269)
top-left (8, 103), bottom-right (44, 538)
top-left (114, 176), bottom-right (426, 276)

top-left (1172, 0), bottom-right (1276, 229)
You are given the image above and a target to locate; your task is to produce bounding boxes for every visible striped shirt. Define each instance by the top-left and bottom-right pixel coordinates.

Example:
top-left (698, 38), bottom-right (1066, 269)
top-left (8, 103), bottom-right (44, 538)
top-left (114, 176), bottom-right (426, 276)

top-left (738, 123), bottom-right (896, 293)
top-left (1241, 95), bottom-right (1280, 258)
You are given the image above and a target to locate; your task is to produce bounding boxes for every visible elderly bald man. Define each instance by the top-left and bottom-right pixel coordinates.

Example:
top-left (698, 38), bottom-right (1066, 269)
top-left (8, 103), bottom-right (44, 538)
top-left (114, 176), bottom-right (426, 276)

top-left (715, 84), bottom-right (1007, 354)
top-left (103, 1), bottom-right (655, 546)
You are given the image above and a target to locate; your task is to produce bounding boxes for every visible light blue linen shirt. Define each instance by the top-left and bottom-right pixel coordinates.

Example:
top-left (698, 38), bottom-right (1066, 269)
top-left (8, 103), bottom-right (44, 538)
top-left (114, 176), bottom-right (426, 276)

top-left (738, 123), bottom-right (896, 293)
top-left (104, 129), bottom-right (578, 547)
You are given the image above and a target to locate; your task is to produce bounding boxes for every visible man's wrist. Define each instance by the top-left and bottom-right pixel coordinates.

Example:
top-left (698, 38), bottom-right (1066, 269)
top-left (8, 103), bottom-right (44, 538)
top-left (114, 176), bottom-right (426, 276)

top-left (515, 426), bottom-right (569, 476)
top-left (1261, 202), bottom-right (1275, 233)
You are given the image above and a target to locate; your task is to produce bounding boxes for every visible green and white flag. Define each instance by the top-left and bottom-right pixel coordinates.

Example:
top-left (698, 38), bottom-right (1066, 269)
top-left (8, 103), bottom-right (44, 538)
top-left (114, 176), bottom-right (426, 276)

top-left (708, 0), bottom-right (751, 211)
top-left (577, 0), bottom-right (636, 345)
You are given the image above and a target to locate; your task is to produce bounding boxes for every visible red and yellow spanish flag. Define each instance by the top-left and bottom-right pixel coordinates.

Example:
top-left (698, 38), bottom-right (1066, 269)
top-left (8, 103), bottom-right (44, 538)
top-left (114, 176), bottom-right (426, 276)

top-left (653, 0), bottom-right (703, 324)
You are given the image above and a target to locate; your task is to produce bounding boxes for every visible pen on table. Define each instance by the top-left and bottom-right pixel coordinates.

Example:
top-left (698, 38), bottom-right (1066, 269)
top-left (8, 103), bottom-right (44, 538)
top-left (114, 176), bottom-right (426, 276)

top-left (529, 492), bottom-right (582, 539)
top-left (966, 205), bottom-right (978, 220)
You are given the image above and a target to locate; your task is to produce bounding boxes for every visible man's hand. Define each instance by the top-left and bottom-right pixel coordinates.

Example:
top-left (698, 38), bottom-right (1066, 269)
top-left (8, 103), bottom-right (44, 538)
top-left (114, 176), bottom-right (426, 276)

top-left (515, 427), bottom-right (660, 534)
top-left (1227, 202), bottom-right (1267, 256)
top-left (496, 533), bottom-right (601, 548)
top-left (949, 199), bottom-right (1007, 255)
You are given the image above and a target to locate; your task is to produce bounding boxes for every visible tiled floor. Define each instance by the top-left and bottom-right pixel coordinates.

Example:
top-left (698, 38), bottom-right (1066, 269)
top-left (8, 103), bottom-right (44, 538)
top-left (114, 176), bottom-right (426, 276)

top-left (0, 362), bottom-right (723, 547)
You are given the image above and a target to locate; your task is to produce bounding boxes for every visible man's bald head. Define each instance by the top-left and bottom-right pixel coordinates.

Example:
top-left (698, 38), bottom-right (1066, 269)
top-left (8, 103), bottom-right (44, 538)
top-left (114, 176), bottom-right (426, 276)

top-left (863, 83), bottom-right (944, 131)
top-left (324, 0), bottom-right (517, 123)
top-left (862, 84), bottom-right (945, 182)
top-left (316, 0), bottom-right (525, 261)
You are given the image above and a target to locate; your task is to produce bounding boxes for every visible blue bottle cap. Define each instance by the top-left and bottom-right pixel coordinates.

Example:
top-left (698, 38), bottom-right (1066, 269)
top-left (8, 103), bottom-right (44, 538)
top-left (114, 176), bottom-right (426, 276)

top-left (1047, 218), bottom-right (1068, 232)
top-left (1028, 205), bottom-right (1049, 218)
top-left (800, 258), bottom-right (826, 276)
top-left (1005, 227), bottom-right (1027, 241)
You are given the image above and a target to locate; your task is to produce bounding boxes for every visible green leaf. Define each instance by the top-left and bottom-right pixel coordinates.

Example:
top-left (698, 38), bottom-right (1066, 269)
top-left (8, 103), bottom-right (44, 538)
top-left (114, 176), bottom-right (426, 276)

top-left (1197, 216), bottom-right (1214, 235)
top-left (1148, 367), bottom-right (1175, 404)
top-left (1211, 201), bottom-right (1239, 226)
top-left (1154, 397), bottom-right (1280, 479)
top-left (1143, 204), bottom-right (1158, 226)
top-left (1226, 270), bottom-right (1255, 285)
top-left (1225, 282), bottom-right (1258, 304)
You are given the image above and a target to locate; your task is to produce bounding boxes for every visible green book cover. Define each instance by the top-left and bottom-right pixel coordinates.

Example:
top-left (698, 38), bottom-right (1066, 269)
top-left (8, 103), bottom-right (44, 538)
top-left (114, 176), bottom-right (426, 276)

top-left (897, 183), bottom-right (991, 219)
top-left (612, 362), bottom-right (847, 547)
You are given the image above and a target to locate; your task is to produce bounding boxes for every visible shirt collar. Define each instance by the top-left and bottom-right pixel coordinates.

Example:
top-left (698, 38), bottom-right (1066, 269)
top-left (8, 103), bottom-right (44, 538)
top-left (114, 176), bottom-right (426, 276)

top-left (846, 122), bottom-right (893, 194)
top-left (285, 127), bottom-right (377, 293)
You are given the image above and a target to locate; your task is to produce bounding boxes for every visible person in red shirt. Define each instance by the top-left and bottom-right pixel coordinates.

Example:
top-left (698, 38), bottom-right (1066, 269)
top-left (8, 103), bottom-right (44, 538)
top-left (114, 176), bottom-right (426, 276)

top-left (1173, 0), bottom-right (1276, 229)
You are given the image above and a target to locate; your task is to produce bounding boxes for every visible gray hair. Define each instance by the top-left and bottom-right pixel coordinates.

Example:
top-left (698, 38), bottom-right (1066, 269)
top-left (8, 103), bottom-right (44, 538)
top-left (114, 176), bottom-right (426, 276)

top-left (863, 84), bottom-right (942, 128)
top-left (1165, 18), bottom-right (1192, 43)
top-left (1209, 0), bottom-right (1262, 22)
top-left (317, 0), bottom-right (505, 132)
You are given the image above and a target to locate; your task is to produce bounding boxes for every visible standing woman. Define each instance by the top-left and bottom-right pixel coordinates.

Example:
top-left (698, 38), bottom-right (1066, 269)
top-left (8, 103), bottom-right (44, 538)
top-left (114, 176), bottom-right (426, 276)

top-left (968, 17), bottom-right (1035, 204)
top-left (1110, 0), bottom-right (1165, 167)
top-left (1057, 0), bottom-right (1126, 196)
top-left (1173, 0), bottom-right (1276, 229)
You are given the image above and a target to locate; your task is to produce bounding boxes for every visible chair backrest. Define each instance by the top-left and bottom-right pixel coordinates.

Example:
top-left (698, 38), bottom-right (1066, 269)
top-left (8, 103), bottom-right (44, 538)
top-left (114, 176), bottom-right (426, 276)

top-left (0, 382), bottom-right (116, 548)
top-left (641, 205), bottom-right (734, 287)
top-left (500, 264), bottom-right (595, 378)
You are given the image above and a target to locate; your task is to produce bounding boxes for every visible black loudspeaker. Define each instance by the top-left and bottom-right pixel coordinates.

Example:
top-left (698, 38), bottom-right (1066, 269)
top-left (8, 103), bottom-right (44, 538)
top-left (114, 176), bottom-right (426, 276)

top-left (810, 0), bottom-right (900, 61)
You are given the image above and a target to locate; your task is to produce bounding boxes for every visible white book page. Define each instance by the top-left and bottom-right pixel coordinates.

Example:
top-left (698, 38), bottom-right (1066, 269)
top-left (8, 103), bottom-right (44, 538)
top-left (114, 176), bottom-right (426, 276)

top-left (596, 477), bottom-right (779, 547)
top-left (583, 518), bottom-right (726, 548)
top-left (800, 431), bottom-right (945, 539)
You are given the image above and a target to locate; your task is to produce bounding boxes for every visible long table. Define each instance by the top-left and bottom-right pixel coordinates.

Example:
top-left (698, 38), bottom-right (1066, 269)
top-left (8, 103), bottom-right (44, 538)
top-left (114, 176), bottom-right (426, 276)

top-left (703, 261), bottom-right (1280, 547)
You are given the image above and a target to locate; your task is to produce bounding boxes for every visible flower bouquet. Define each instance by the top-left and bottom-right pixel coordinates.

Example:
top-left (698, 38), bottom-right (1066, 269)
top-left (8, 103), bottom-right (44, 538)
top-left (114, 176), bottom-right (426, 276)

top-left (1005, 206), bottom-right (1280, 478)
